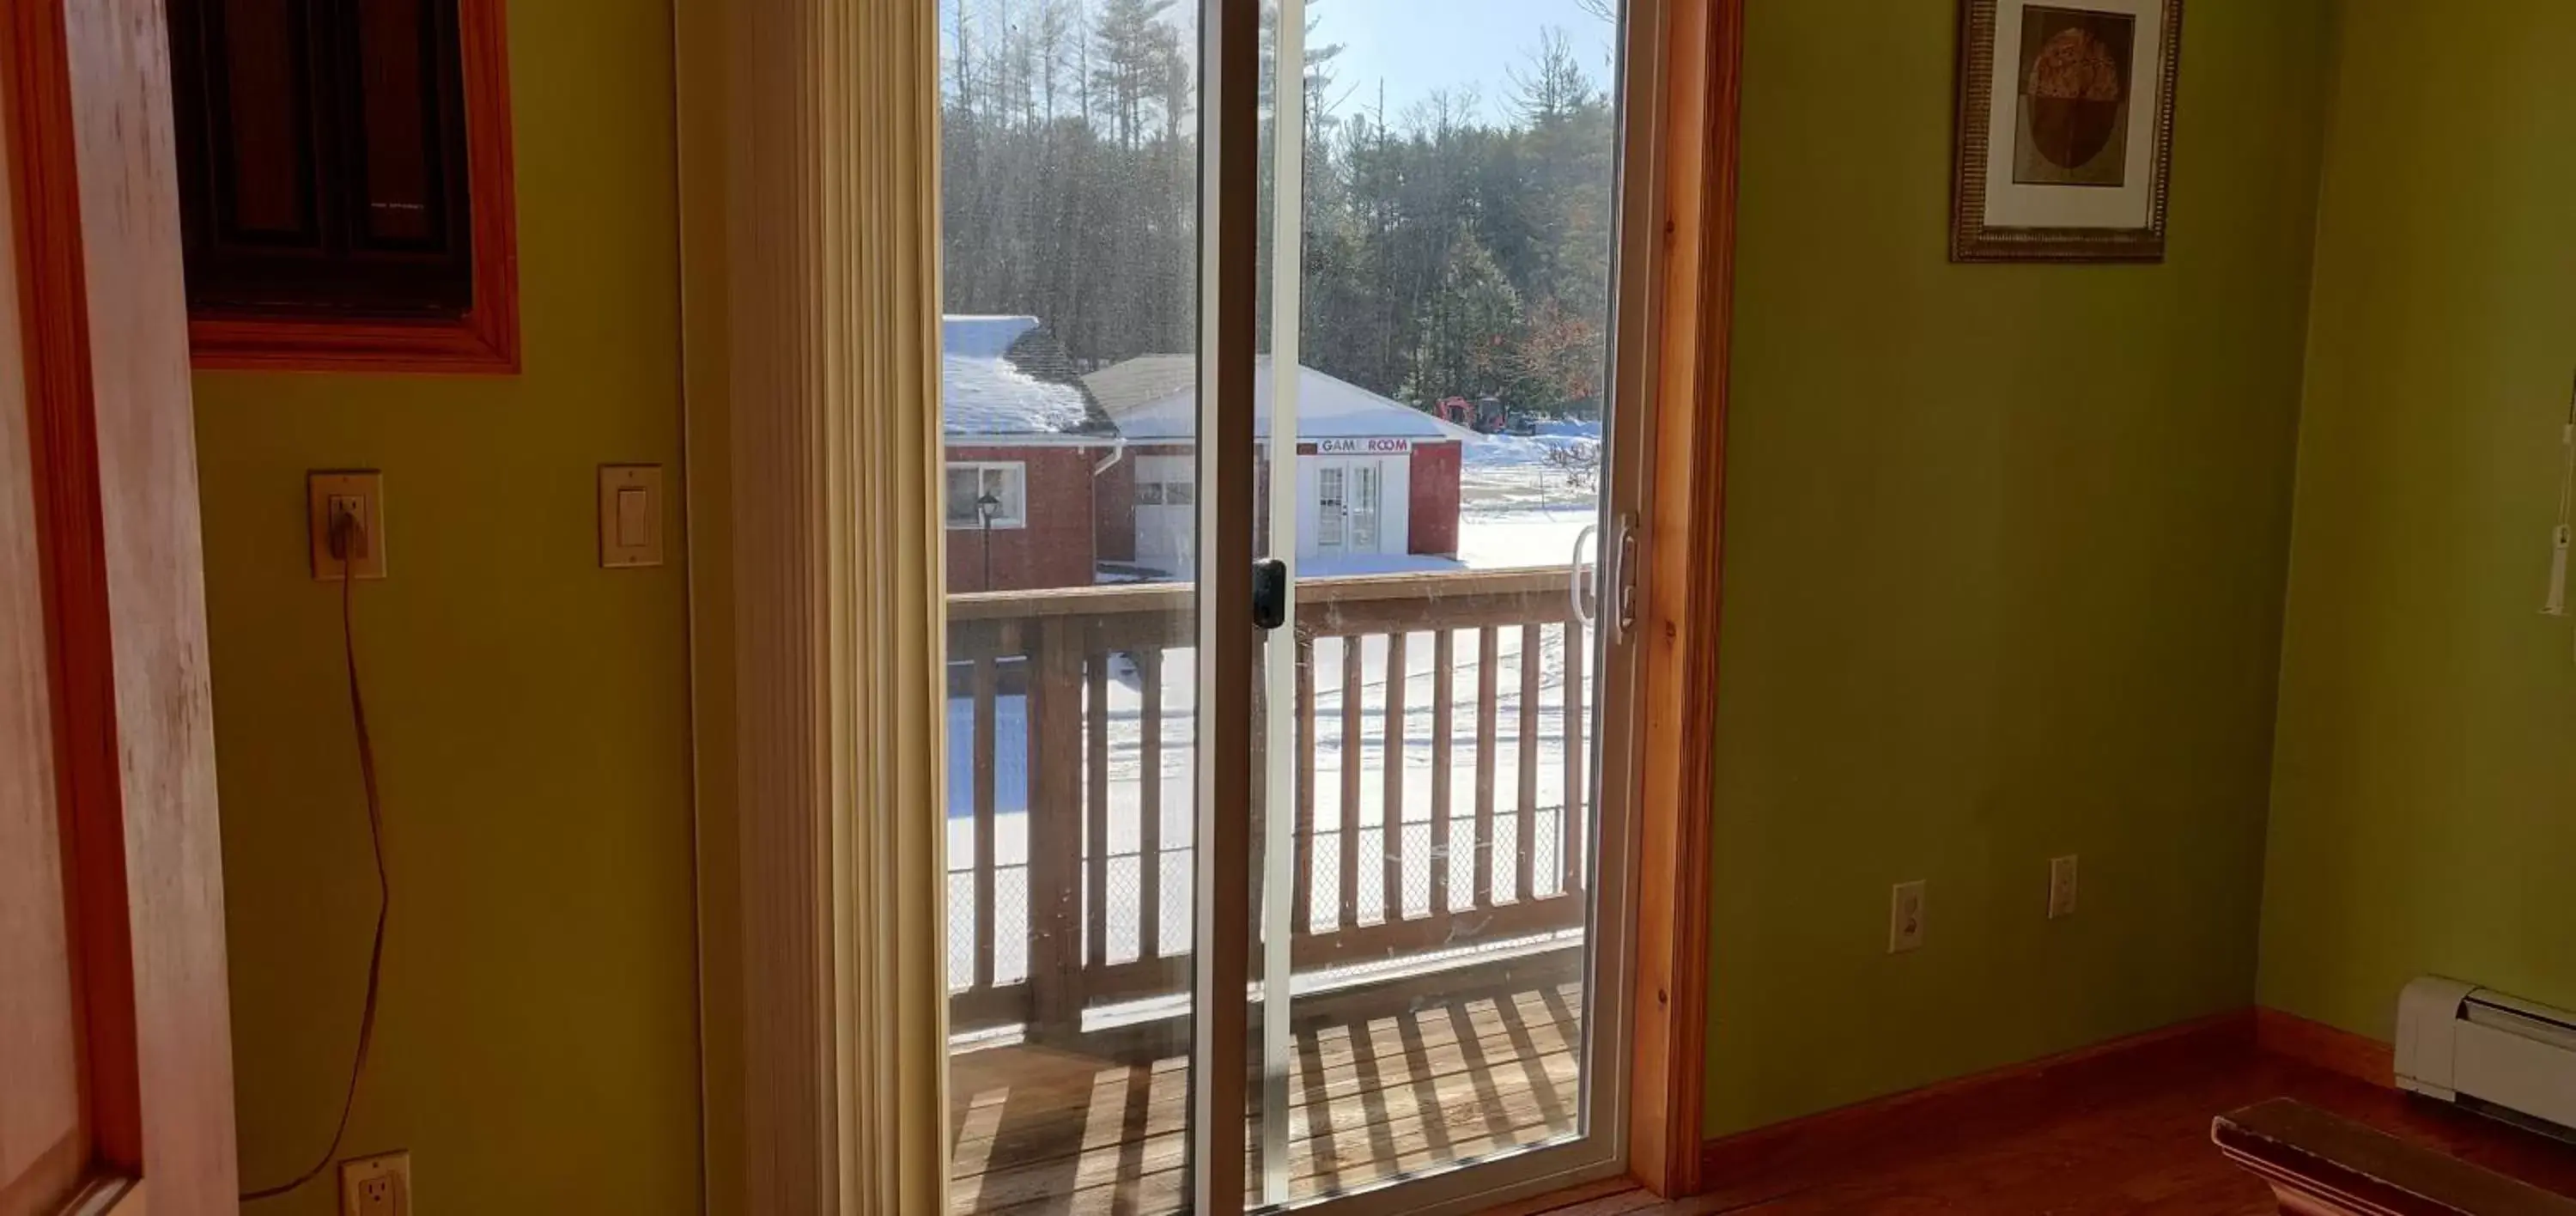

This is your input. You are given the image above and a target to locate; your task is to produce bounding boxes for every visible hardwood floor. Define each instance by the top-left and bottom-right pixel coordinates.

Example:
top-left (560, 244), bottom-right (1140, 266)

top-left (1544, 1043), bottom-right (2576, 1214)
top-left (949, 1006), bottom-right (2576, 1216)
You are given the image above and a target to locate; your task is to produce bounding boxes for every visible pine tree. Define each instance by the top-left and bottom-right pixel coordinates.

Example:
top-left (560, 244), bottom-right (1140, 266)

top-left (939, 0), bottom-right (1619, 417)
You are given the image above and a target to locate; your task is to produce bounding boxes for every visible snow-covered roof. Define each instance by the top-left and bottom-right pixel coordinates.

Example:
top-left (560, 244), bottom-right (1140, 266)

top-left (1082, 356), bottom-right (1479, 443)
top-left (942, 316), bottom-right (1114, 439)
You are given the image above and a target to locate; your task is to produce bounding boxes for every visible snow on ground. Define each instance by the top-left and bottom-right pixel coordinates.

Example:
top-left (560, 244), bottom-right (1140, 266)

top-left (1461, 421), bottom-right (1602, 510)
top-left (947, 421), bottom-right (1607, 987)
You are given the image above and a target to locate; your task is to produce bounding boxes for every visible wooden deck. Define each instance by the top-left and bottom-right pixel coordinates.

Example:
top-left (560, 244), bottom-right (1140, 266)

top-left (945, 955), bottom-right (1587, 1214)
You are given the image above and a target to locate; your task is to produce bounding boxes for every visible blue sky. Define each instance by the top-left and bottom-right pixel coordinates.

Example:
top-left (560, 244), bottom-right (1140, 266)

top-left (938, 0), bottom-right (1624, 128)
top-left (1307, 0), bottom-right (1619, 125)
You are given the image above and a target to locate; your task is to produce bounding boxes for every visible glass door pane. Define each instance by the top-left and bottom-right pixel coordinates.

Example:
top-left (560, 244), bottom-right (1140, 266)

top-left (1249, 0), bottom-right (1632, 1205)
top-left (1348, 463), bottom-right (1380, 553)
top-left (936, 0), bottom-right (1203, 1209)
top-left (1315, 465), bottom-right (1346, 553)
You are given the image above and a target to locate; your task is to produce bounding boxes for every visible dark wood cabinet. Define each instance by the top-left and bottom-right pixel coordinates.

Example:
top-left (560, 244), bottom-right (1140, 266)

top-left (164, 0), bottom-right (518, 373)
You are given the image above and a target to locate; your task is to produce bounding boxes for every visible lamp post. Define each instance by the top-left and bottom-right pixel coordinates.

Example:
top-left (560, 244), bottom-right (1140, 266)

top-left (975, 488), bottom-right (1002, 590)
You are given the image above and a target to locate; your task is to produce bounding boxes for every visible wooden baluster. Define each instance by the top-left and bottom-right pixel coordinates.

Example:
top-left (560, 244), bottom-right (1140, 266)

top-left (1086, 643), bottom-right (1111, 969)
top-left (1381, 629), bottom-right (1407, 922)
top-left (1293, 631), bottom-right (1315, 938)
top-left (1562, 617), bottom-right (1585, 895)
top-left (1138, 647), bottom-right (1163, 959)
top-left (1517, 623), bottom-right (1541, 904)
top-left (1028, 619), bottom-right (1084, 1041)
top-left (1431, 629), bottom-right (1455, 915)
top-left (1340, 634), bottom-right (1364, 929)
top-left (972, 652), bottom-right (999, 991)
top-left (1473, 625), bottom-right (1500, 909)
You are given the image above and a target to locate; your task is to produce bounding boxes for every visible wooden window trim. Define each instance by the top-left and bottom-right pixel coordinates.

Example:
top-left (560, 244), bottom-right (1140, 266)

top-left (185, 0), bottom-right (519, 375)
top-left (1625, 0), bottom-right (1743, 1198)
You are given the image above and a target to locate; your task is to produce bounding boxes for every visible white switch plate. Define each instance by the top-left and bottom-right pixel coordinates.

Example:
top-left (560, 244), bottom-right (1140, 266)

top-left (2049, 855), bottom-right (2079, 920)
top-left (1888, 880), bottom-right (1926, 953)
top-left (598, 465), bottom-right (665, 568)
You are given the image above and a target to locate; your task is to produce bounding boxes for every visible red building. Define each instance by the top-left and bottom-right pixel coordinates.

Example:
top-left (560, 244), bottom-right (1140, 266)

top-left (940, 317), bottom-right (1126, 593)
top-left (1082, 356), bottom-right (1475, 576)
top-left (942, 320), bottom-right (1472, 592)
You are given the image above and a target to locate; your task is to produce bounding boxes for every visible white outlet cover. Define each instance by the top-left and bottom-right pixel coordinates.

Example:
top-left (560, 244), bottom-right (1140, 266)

top-left (2049, 855), bottom-right (2079, 920)
top-left (1889, 880), bottom-right (1926, 953)
top-left (340, 1151), bottom-right (410, 1216)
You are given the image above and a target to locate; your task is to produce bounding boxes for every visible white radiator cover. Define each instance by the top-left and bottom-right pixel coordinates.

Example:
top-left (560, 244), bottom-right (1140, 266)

top-left (2397, 976), bottom-right (2576, 1132)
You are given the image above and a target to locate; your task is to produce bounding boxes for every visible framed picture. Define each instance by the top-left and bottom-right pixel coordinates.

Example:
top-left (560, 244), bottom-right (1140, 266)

top-left (1953, 0), bottom-right (2183, 262)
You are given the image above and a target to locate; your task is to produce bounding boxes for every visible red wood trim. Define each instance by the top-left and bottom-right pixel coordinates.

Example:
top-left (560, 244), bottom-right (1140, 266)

top-left (187, 0), bottom-right (519, 374)
top-left (2258, 1006), bottom-right (2398, 1091)
top-left (4, 0), bottom-right (143, 1176)
top-left (1700, 1012), bottom-right (2256, 1195)
top-left (1627, 0), bottom-right (1743, 1195)
top-left (2213, 1098), bottom-right (2576, 1216)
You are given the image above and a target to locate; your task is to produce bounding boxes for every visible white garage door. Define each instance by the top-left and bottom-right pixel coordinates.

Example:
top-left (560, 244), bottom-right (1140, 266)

top-left (1133, 455), bottom-right (1195, 572)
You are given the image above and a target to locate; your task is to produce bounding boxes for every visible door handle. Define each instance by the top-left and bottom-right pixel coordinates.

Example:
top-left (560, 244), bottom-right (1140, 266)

top-left (1569, 524), bottom-right (1599, 627)
top-left (1251, 558), bottom-right (1288, 631)
top-left (1612, 515), bottom-right (1639, 639)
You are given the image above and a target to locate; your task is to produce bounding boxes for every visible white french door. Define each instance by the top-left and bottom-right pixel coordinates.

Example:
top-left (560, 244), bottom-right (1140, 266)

top-left (936, 0), bottom-right (1663, 1208)
top-left (1310, 460), bottom-right (1386, 560)
top-left (1315, 464), bottom-right (1348, 556)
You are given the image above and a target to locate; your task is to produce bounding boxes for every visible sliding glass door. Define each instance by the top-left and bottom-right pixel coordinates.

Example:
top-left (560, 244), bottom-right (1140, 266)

top-left (938, 0), bottom-right (1205, 1208)
top-left (1243, 0), bottom-right (1648, 1207)
top-left (938, 0), bottom-right (1656, 1208)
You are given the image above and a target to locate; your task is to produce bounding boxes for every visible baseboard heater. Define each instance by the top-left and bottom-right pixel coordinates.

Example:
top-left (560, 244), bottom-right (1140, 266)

top-left (2397, 976), bottom-right (2576, 1140)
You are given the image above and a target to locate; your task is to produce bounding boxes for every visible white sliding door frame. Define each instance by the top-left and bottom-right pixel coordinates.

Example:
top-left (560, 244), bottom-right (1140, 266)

top-left (1200, 0), bottom-right (1672, 1209)
top-left (676, 0), bottom-right (1744, 1207)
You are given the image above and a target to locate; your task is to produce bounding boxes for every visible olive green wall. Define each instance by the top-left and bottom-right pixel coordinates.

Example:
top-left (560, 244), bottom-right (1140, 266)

top-left (2257, 0), bottom-right (2576, 1039)
top-left (1705, 0), bottom-right (2336, 1134)
top-left (194, 1), bottom-right (701, 1213)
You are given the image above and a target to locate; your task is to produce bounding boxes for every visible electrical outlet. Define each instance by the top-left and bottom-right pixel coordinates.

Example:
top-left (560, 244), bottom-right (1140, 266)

top-left (308, 471), bottom-right (387, 581)
top-left (340, 1151), bottom-right (410, 1216)
top-left (1888, 880), bottom-right (1926, 953)
top-left (2049, 854), bottom-right (2079, 920)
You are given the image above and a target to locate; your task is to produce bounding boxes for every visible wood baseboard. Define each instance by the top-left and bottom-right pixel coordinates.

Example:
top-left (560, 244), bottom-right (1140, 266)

top-left (1699, 1011), bottom-right (2258, 1201)
top-left (2256, 1006), bottom-right (2397, 1090)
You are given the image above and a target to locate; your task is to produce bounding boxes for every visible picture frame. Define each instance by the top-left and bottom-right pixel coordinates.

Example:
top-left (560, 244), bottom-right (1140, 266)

top-left (1953, 0), bottom-right (2183, 263)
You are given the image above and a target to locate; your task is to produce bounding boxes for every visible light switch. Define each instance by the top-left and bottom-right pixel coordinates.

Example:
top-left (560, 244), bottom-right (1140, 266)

top-left (598, 465), bottom-right (665, 568)
top-left (617, 487), bottom-right (652, 546)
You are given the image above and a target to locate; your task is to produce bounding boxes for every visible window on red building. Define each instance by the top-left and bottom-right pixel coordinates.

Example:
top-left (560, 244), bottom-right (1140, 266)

top-left (942, 462), bottom-right (1026, 530)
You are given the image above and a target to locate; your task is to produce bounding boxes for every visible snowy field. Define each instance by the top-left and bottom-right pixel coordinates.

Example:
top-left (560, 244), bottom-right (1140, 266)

top-left (948, 422), bottom-right (1606, 988)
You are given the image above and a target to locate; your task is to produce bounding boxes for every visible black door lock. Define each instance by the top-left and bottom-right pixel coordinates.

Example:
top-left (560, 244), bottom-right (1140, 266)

top-left (1251, 558), bottom-right (1288, 630)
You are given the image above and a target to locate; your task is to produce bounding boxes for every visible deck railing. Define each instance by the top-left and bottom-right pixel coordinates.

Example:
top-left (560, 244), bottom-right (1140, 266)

top-left (945, 568), bottom-right (1590, 1041)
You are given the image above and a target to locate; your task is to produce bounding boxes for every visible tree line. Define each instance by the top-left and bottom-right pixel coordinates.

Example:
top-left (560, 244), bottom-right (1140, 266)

top-left (940, 0), bottom-right (1619, 417)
